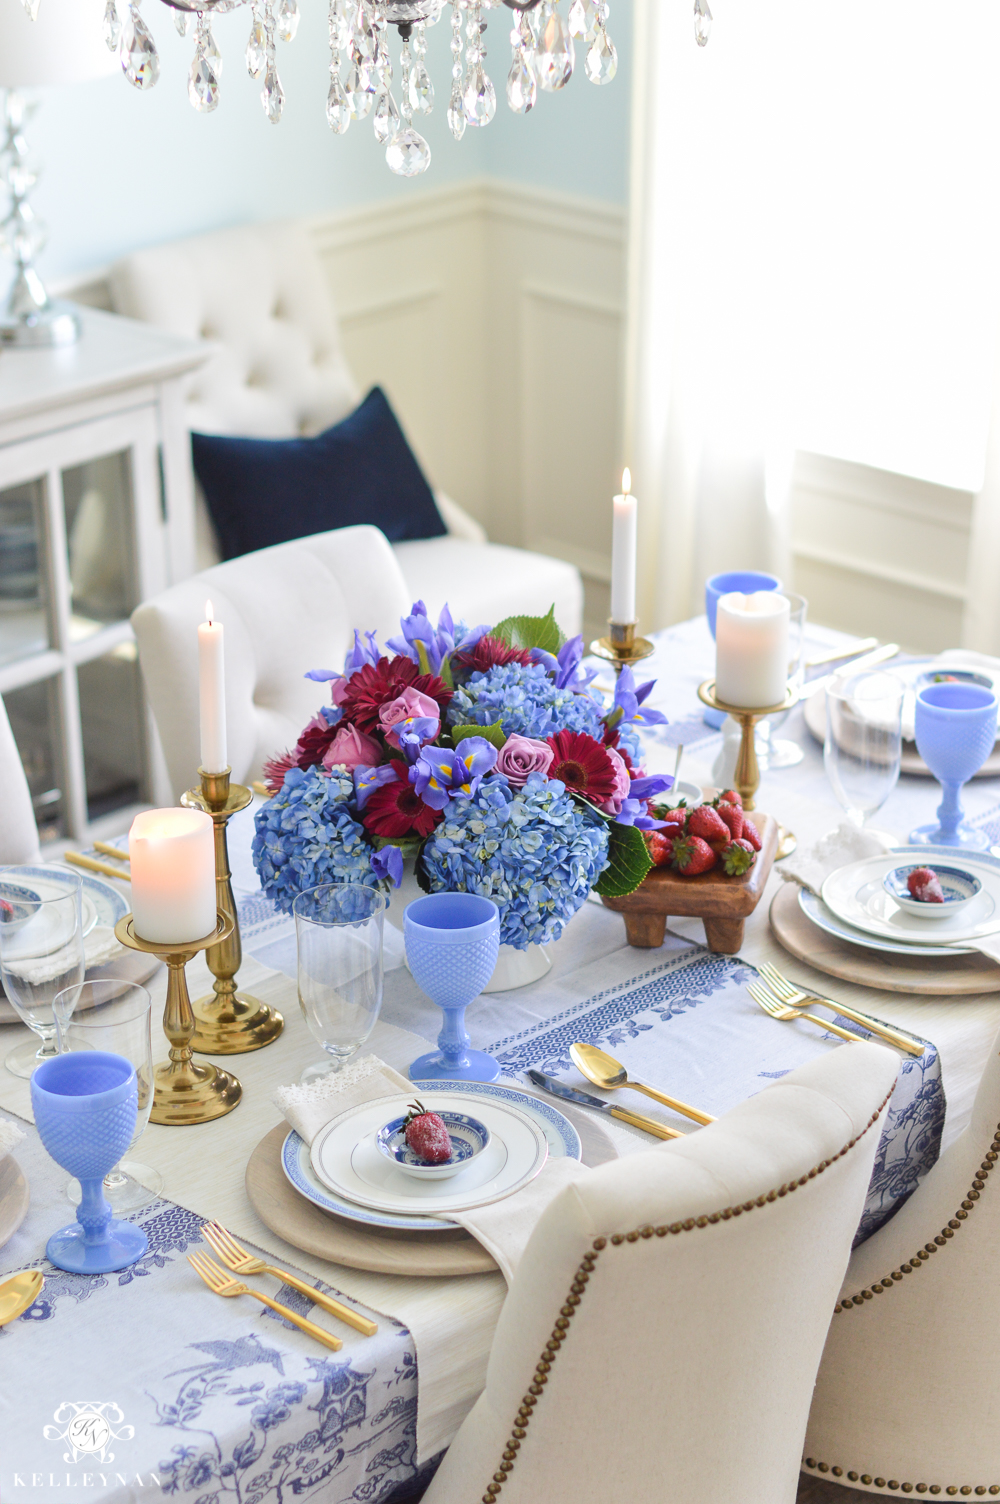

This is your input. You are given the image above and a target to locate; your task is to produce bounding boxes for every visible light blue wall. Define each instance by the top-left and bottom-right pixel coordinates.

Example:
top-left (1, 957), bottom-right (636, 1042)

top-left (27, 0), bottom-right (630, 285)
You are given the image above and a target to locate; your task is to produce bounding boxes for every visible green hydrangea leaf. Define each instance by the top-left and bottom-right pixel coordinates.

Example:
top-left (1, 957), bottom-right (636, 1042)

top-left (450, 721), bottom-right (507, 751)
top-left (593, 821), bottom-right (653, 898)
top-left (492, 605), bottom-right (565, 655)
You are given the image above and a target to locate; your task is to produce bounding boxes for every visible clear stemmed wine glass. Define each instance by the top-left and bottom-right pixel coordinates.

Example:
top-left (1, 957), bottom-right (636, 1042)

top-left (293, 883), bottom-right (385, 1084)
top-left (53, 979), bottom-right (162, 1213)
top-left (0, 866), bottom-right (84, 1078)
top-left (824, 670), bottom-right (905, 828)
top-left (762, 592), bottom-right (809, 769)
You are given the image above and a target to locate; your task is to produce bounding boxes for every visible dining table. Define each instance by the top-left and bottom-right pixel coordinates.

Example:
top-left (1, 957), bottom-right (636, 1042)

top-left (3, 613), bottom-right (1000, 1504)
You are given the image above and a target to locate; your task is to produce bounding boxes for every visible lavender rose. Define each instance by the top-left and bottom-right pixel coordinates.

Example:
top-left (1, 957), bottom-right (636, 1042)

top-left (495, 734), bottom-right (555, 787)
top-left (322, 724), bottom-right (382, 772)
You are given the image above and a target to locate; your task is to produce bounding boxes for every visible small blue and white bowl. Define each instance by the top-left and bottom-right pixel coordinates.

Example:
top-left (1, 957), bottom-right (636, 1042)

top-left (375, 1110), bottom-right (491, 1181)
top-left (0, 882), bottom-right (41, 936)
top-left (883, 863), bottom-right (982, 919)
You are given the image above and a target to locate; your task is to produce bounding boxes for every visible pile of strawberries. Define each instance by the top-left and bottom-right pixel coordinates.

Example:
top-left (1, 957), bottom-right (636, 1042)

top-left (645, 789), bottom-right (761, 878)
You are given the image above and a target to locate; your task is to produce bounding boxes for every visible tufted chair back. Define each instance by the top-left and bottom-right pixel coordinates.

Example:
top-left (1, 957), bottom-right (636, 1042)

top-left (131, 525), bottom-right (411, 799)
top-left (0, 693), bottom-right (40, 864)
top-left (109, 222), bottom-right (359, 439)
top-left (424, 1042), bottom-right (899, 1504)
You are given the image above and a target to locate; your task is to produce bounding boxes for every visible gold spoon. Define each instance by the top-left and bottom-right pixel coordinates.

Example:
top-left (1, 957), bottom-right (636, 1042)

top-left (570, 1043), bottom-right (715, 1126)
top-left (0, 1268), bottom-right (43, 1327)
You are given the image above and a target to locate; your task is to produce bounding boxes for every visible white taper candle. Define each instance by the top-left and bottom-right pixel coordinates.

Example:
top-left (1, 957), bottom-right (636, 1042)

top-left (610, 468), bottom-right (637, 625)
top-left (198, 599), bottom-right (227, 774)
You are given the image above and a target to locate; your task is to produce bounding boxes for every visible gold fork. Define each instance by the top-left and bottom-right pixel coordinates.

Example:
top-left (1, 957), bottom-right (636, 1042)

top-left (748, 982), bottom-right (861, 1043)
top-left (187, 1252), bottom-right (343, 1350)
top-left (201, 1222), bottom-right (377, 1336)
top-left (758, 963), bottom-right (924, 1057)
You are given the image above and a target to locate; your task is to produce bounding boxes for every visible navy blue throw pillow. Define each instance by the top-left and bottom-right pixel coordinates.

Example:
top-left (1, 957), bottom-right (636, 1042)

top-left (191, 386), bottom-right (447, 561)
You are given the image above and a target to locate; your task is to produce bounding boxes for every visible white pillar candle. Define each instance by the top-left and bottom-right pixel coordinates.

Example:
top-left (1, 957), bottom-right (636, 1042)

top-left (128, 807), bottom-right (217, 944)
top-left (715, 590), bottom-right (791, 709)
top-left (610, 468), bottom-right (637, 624)
top-left (198, 599), bottom-right (227, 774)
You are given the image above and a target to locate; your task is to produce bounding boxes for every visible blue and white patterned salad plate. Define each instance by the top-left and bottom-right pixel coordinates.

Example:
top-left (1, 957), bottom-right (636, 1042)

top-left (281, 1079), bottom-right (581, 1232)
top-left (822, 848), bottom-right (1000, 946)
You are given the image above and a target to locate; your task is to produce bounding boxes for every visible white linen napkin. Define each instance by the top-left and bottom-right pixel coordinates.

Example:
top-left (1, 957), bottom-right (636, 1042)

top-left (273, 1054), bottom-right (590, 1283)
top-left (0, 1115), bottom-right (25, 1156)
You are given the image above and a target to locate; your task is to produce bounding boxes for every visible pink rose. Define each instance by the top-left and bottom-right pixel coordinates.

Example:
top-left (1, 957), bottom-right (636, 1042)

top-left (495, 734), bottom-right (555, 787)
top-left (599, 746), bottom-right (631, 815)
top-left (379, 687), bottom-right (441, 750)
top-left (329, 676), bottom-right (351, 707)
top-left (321, 724), bottom-right (383, 772)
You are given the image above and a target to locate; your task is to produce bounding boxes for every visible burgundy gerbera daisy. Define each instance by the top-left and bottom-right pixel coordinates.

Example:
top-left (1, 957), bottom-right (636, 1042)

top-left (362, 761), bottom-right (443, 839)
top-left (545, 730), bottom-right (618, 803)
top-left (451, 635), bottom-right (534, 675)
top-left (340, 657), bottom-right (453, 733)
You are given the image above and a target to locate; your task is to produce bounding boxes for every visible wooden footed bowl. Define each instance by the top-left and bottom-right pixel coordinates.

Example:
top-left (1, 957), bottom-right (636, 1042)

top-left (601, 811), bottom-right (778, 954)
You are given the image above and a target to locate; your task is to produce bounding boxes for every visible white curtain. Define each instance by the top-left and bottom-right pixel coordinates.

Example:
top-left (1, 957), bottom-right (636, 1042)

top-left (626, 1), bottom-right (1000, 635)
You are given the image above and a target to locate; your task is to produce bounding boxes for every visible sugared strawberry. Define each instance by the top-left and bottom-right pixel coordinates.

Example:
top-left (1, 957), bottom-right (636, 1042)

top-left (403, 1101), bottom-right (453, 1163)
top-left (741, 817), bottom-right (762, 852)
top-left (645, 831), bottom-right (674, 867)
top-left (671, 835), bottom-right (718, 876)
top-left (688, 805), bottom-right (730, 850)
top-left (720, 838), bottom-right (757, 876)
top-left (906, 866), bottom-right (944, 904)
top-left (716, 788), bottom-right (743, 809)
top-left (715, 801), bottom-right (744, 843)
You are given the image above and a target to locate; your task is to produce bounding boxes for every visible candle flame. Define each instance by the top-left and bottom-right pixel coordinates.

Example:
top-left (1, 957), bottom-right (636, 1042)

top-left (205, 599), bottom-right (213, 624)
top-left (621, 467), bottom-right (631, 495)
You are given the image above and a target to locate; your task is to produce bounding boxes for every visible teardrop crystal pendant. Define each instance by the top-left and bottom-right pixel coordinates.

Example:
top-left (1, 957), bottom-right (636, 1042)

top-left (506, 51), bottom-right (535, 113)
top-left (408, 63), bottom-right (434, 115)
top-left (346, 60), bottom-right (374, 118)
top-left (188, 52), bottom-right (220, 112)
top-left (463, 66), bottom-right (496, 126)
top-left (246, 14), bottom-right (267, 76)
top-left (694, 0), bottom-right (711, 46)
top-left (584, 25), bottom-right (616, 84)
top-left (276, 0), bottom-right (300, 43)
top-left (447, 87), bottom-right (466, 139)
top-left (567, 0), bottom-right (591, 38)
top-left (202, 24), bottom-right (223, 78)
top-left (373, 87), bottom-right (400, 143)
top-left (354, 3), bottom-right (376, 60)
top-left (174, 6), bottom-right (190, 36)
top-left (326, 71), bottom-right (352, 132)
top-left (103, 0), bottom-right (121, 51)
top-left (122, 6), bottom-right (160, 91)
top-left (385, 127), bottom-right (431, 177)
top-left (535, 6), bottom-right (574, 92)
top-left (18, 0), bottom-right (39, 20)
top-left (261, 60), bottom-right (284, 122)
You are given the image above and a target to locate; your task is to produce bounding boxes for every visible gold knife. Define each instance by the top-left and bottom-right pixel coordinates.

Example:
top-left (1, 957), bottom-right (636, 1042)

top-left (526, 1070), bottom-right (686, 1140)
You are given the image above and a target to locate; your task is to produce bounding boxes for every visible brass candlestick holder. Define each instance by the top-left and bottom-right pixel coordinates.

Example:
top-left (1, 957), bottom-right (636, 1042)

top-left (180, 767), bottom-right (284, 1055)
top-left (589, 620), bottom-right (655, 677)
top-left (114, 911), bottom-right (242, 1126)
top-left (697, 679), bottom-right (798, 811)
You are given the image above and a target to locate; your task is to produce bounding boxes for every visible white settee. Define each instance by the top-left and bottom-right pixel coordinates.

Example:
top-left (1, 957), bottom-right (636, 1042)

top-left (109, 222), bottom-right (582, 634)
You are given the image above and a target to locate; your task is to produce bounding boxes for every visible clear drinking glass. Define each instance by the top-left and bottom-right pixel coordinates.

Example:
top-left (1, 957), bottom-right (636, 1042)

top-left (0, 866), bottom-right (84, 1078)
top-left (293, 883), bottom-right (386, 1084)
top-left (764, 591), bottom-right (809, 769)
top-left (824, 670), bottom-right (905, 827)
top-left (53, 979), bottom-right (161, 1213)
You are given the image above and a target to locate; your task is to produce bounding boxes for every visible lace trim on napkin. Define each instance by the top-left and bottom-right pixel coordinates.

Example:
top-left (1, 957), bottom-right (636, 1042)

top-left (0, 1115), bottom-right (25, 1157)
top-left (272, 1053), bottom-right (387, 1114)
top-left (777, 819), bottom-right (896, 896)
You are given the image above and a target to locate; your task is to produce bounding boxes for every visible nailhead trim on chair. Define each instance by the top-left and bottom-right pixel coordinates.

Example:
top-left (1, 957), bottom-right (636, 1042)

top-left (800, 1123), bottom-right (1000, 1496)
top-left (480, 1089), bottom-right (894, 1502)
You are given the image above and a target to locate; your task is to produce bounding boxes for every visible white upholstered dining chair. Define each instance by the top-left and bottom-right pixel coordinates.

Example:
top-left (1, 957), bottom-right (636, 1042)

top-left (423, 1042), bottom-right (899, 1504)
top-left (0, 693), bottom-right (40, 864)
top-left (803, 1020), bottom-right (1000, 1497)
top-left (131, 523), bottom-right (411, 799)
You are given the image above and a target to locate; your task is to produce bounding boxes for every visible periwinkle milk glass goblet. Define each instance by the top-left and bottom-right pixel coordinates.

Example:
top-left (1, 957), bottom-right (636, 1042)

top-left (824, 670), bottom-right (905, 828)
top-left (293, 883), bottom-right (385, 1084)
top-left (31, 1050), bottom-right (148, 1274)
top-left (404, 892), bottom-right (501, 1082)
top-left (0, 866), bottom-right (84, 1079)
top-left (704, 571), bottom-right (782, 639)
top-left (909, 682), bottom-right (999, 849)
top-left (54, 980), bottom-right (161, 1213)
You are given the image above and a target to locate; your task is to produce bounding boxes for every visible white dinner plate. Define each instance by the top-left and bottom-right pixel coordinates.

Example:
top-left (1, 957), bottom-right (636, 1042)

top-left (281, 1078), bottom-right (581, 1233)
top-left (0, 869), bottom-right (128, 1022)
top-left (311, 1092), bottom-right (549, 1216)
top-left (0, 872), bottom-right (100, 961)
top-left (797, 887), bottom-right (976, 958)
top-left (821, 849), bottom-right (1000, 947)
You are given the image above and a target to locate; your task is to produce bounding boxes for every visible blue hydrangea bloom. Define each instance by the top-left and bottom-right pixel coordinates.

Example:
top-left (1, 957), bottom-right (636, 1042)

top-left (448, 662), bottom-right (605, 742)
top-left (252, 765), bottom-right (384, 913)
top-left (420, 773), bottom-right (609, 949)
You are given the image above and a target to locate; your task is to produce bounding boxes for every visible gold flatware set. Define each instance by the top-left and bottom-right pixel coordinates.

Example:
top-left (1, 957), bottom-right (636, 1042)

top-left (754, 963), bottom-right (924, 1056)
top-left (0, 1268), bottom-right (43, 1326)
top-left (64, 843), bottom-right (131, 881)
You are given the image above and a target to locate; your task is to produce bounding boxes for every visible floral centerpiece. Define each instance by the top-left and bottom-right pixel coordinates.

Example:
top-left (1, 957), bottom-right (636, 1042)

top-left (252, 603), bottom-right (671, 950)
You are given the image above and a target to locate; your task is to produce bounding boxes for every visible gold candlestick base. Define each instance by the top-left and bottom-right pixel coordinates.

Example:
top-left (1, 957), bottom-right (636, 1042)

top-left (697, 680), bottom-right (798, 811)
top-left (181, 766), bottom-right (284, 1056)
top-left (114, 913), bottom-right (243, 1126)
top-left (589, 620), bottom-right (655, 677)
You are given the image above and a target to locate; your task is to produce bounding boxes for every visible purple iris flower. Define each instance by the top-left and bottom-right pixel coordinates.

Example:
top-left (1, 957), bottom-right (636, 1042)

top-left (394, 716), bottom-right (440, 765)
top-left (556, 636), bottom-right (599, 693)
top-left (369, 844), bottom-right (404, 888)
top-left (353, 763), bottom-right (398, 810)
top-left (410, 736), bottom-right (499, 810)
top-left (613, 772), bottom-right (674, 829)
top-left (608, 665), bottom-right (669, 729)
top-left (387, 601), bottom-right (457, 674)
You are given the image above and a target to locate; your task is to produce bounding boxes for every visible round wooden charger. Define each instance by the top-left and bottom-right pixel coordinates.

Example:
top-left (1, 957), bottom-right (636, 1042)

top-left (802, 688), bottom-right (1000, 778)
top-left (0, 1154), bottom-right (29, 1250)
top-left (769, 882), bottom-right (1000, 995)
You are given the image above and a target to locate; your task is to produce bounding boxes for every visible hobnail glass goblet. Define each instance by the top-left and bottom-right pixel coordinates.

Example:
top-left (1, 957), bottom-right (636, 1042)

top-left (910, 682), bottom-right (998, 849)
top-left (0, 866), bottom-right (84, 1079)
top-left (293, 883), bottom-right (385, 1084)
top-left (31, 1050), bottom-right (148, 1274)
top-left (404, 892), bottom-right (501, 1082)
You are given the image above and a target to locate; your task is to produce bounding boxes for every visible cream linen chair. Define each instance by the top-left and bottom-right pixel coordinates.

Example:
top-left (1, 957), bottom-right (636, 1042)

top-left (0, 694), bottom-right (40, 864)
top-left (803, 1022), bottom-right (1000, 1497)
top-left (110, 222), bottom-right (583, 634)
top-left (424, 1042), bottom-right (899, 1504)
top-left (131, 524), bottom-right (411, 799)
